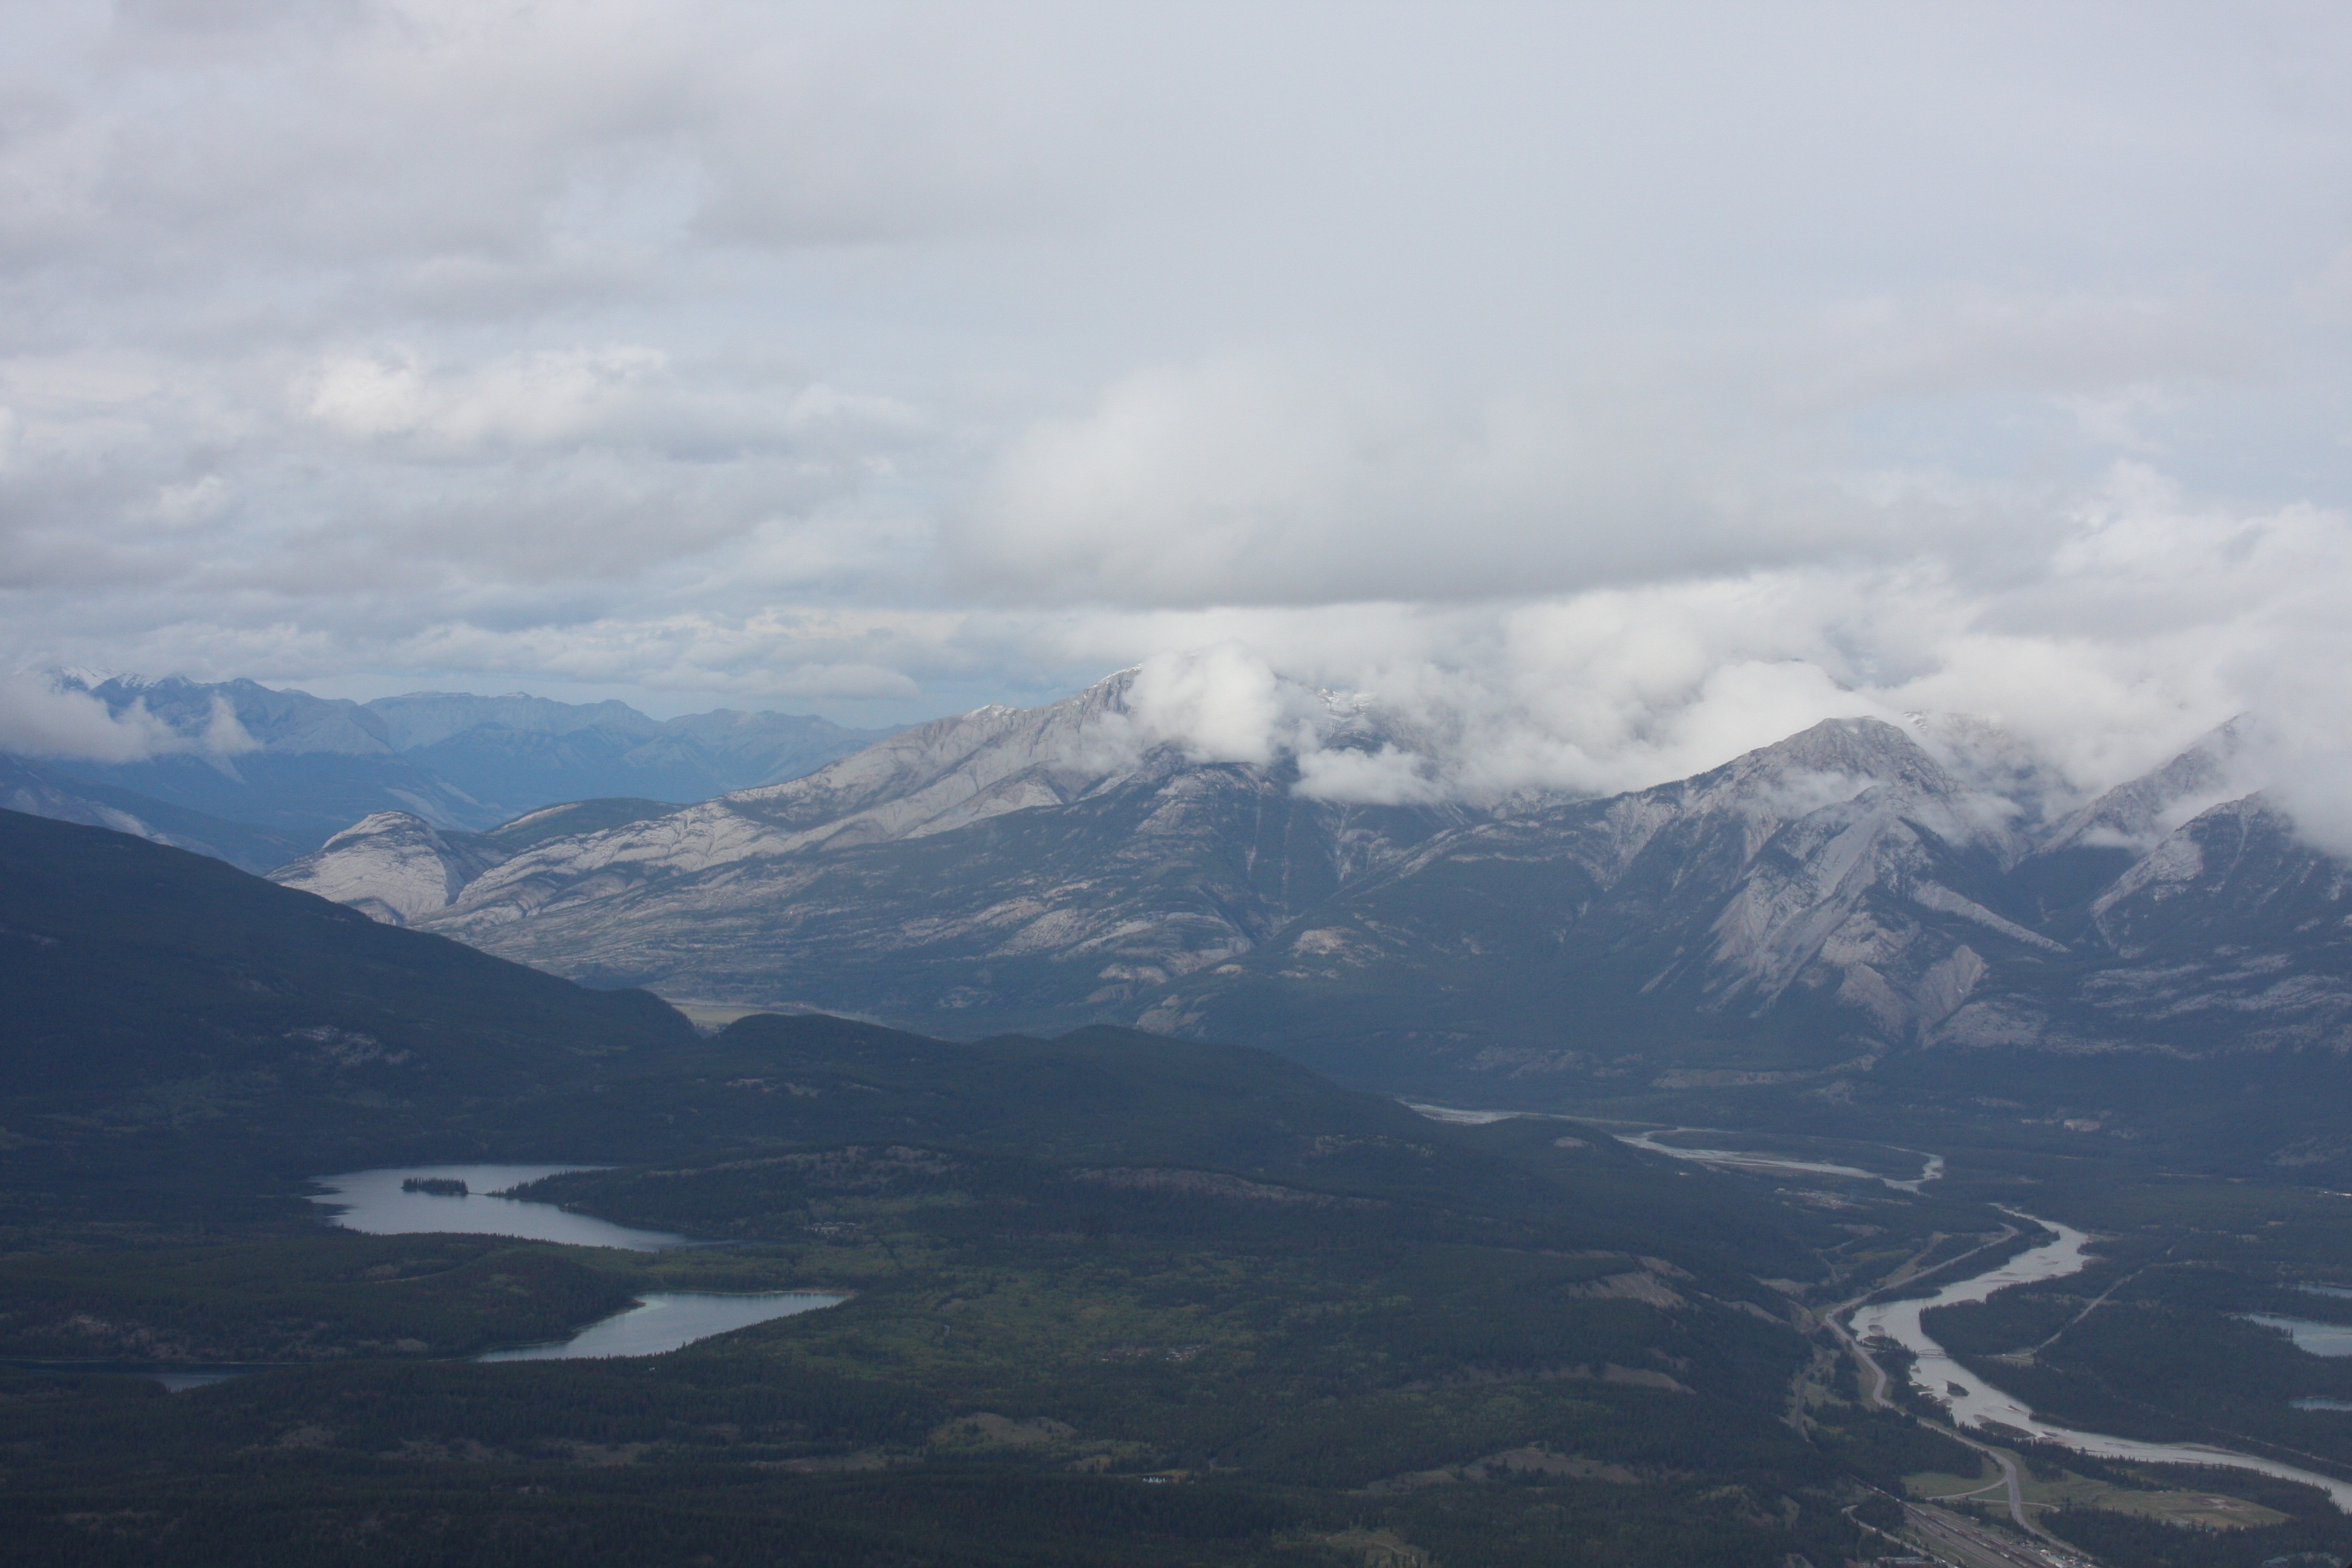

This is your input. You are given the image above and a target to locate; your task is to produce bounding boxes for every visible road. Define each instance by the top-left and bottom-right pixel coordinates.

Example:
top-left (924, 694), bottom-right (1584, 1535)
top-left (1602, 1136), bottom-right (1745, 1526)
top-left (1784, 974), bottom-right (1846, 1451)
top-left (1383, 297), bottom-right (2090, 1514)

top-left (1817, 1225), bottom-right (2096, 1553)
top-left (1902, 1501), bottom-right (2092, 1568)
top-left (1823, 1226), bottom-right (2020, 1413)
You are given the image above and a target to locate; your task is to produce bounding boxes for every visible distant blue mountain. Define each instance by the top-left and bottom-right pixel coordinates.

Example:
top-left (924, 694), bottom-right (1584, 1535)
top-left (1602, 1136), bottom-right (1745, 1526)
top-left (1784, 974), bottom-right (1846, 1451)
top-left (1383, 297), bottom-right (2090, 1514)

top-left (0, 753), bottom-right (308, 874)
top-left (17, 676), bottom-right (895, 854)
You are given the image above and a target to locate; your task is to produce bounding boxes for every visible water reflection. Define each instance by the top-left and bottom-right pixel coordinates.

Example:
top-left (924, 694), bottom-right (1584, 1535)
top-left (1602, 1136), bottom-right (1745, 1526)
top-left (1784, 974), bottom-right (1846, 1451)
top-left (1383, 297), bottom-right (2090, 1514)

top-left (309, 1165), bottom-right (687, 1251)
top-left (2244, 1315), bottom-right (2352, 1357)
top-left (479, 1293), bottom-right (843, 1361)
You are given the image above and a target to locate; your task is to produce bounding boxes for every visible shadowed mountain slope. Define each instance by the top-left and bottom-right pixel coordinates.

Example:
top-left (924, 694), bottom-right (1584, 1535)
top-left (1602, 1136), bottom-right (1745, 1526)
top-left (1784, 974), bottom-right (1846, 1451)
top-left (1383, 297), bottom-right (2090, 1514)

top-left (0, 754), bottom-right (306, 874)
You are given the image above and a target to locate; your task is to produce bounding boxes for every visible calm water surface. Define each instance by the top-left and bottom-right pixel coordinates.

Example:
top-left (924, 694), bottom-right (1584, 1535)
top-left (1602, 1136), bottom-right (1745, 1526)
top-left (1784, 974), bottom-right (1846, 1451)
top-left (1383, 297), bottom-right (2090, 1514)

top-left (1615, 1128), bottom-right (1944, 1192)
top-left (480, 1292), bottom-right (843, 1361)
top-left (308, 1164), bottom-right (687, 1250)
top-left (295, 1165), bottom-right (846, 1367)
top-left (1402, 1107), bottom-right (1945, 1192)
top-left (2244, 1315), bottom-right (2352, 1357)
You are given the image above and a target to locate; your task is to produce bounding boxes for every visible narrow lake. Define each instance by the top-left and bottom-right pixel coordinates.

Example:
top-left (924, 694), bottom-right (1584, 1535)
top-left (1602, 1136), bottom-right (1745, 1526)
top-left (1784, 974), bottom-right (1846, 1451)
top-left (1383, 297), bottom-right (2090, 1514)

top-left (1614, 1127), bottom-right (1944, 1192)
top-left (279, 1165), bottom-right (845, 1371)
top-left (1403, 1106), bottom-right (1947, 1193)
top-left (308, 1164), bottom-right (687, 1250)
top-left (479, 1292), bottom-right (843, 1361)
top-left (1849, 1217), bottom-right (2352, 1512)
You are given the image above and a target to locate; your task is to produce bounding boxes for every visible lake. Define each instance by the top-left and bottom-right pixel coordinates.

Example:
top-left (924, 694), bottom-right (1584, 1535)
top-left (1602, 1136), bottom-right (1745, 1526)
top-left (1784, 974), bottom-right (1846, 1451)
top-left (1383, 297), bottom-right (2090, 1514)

top-left (1405, 1108), bottom-right (1949, 1192)
top-left (1613, 1126), bottom-right (1944, 1192)
top-left (190, 1164), bottom-right (846, 1377)
top-left (479, 1292), bottom-right (843, 1361)
top-left (2243, 1314), bottom-right (2352, 1357)
top-left (308, 1163), bottom-right (688, 1250)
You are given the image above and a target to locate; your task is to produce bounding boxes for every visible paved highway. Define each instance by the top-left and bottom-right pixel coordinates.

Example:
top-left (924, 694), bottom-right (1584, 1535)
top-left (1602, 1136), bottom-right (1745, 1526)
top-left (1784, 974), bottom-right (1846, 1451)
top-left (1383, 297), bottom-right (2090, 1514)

top-left (1903, 1501), bottom-right (2092, 1568)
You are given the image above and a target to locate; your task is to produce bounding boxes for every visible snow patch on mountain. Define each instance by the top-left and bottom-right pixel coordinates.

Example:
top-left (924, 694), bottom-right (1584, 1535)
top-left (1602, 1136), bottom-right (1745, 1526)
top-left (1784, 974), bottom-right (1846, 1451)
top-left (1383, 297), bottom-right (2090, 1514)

top-left (2039, 715), bottom-right (2255, 857)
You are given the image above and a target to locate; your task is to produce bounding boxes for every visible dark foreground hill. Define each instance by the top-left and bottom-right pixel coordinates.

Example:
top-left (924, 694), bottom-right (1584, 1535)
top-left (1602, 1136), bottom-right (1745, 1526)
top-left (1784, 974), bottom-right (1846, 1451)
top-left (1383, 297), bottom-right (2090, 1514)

top-left (0, 808), bottom-right (694, 1234)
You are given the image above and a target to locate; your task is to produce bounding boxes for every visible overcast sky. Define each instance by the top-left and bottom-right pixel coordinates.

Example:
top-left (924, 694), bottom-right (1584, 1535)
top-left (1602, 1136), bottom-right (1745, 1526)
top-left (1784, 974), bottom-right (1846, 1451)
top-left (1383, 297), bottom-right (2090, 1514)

top-left (7, 1), bottom-right (2352, 803)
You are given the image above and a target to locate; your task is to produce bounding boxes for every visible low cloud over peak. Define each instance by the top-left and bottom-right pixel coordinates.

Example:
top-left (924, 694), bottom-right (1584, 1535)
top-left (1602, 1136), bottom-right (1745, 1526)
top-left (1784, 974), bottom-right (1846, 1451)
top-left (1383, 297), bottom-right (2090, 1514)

top-left (2, 1), bottom-right (2350, 822)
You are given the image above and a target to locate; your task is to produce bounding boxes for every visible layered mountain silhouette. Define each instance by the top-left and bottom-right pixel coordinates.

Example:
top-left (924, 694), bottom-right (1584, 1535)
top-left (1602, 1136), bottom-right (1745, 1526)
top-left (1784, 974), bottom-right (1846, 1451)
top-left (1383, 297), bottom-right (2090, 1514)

top-left (268, 671), bottom-right (2348, 1105)
top-left (0, 753), bottom-right (306, 874)
top-left (17, 675), bottom-right (893, 849)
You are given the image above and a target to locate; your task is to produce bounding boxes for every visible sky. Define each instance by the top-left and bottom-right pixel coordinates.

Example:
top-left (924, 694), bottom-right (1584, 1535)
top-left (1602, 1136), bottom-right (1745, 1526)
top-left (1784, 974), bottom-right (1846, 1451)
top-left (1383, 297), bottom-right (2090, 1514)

top-left (7, 0), bottom-right (2352, 810)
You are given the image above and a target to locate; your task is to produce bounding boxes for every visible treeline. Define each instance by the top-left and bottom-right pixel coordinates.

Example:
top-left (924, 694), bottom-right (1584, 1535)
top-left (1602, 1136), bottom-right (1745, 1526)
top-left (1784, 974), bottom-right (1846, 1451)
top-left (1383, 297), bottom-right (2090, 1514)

top-left (0, 1235), bottom-right (642, 1362)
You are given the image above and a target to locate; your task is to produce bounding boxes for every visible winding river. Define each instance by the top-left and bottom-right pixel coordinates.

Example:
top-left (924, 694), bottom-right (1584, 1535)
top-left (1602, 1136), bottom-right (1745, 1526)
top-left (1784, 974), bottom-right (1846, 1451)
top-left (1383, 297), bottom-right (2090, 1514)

top-left (1850, 1217), bottom-right (2352, 1513)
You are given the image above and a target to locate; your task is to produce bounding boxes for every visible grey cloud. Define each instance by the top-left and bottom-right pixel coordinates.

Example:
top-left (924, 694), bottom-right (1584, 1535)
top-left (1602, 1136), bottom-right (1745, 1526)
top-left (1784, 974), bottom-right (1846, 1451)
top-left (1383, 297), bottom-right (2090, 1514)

top-left (0, 672), bottom-right (212, 762)
top-left (1, 1), bottom-right (2350, 808)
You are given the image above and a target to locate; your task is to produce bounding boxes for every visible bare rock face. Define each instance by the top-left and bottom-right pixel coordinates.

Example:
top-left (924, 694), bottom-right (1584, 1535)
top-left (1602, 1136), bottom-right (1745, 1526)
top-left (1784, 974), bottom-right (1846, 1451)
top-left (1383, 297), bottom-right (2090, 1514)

top-left (269, 812), bottom-right (509, 926)
top-left (1158, 716), bottom-right (2059, 1076)
top-left (261, 672), bottom-right (2352, 1089)
top-left (414, 672), bottom-right (1465, 1023)
top-left (1935, 792), bottom-right (2352, 1057)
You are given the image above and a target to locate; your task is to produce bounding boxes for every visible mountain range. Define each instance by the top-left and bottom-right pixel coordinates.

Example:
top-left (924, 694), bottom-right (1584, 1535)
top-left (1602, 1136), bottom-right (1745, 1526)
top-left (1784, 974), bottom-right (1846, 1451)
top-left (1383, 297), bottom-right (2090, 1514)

top-left (5, 675), bottom-right (893, 862)
top-left (262, 671), bottom-right (2352, 1134)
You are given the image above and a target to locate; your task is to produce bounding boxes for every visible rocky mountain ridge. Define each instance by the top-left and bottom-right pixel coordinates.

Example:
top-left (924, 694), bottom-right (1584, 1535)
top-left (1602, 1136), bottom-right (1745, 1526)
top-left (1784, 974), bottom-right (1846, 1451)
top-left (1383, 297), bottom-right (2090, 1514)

top-left (257, 671), bottom-right (2350, 1097)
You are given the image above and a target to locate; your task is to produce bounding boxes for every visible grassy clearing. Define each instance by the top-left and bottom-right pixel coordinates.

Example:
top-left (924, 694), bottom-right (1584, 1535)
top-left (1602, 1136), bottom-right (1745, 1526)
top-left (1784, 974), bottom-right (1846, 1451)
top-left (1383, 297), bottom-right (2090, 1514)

top-left (2015, 1467), bottom-right (2290, 1529)
top-left (1904, 1464), bottom-right (1996, 1500)
top-left (1305, 1527), bottom-right (1432, 1566)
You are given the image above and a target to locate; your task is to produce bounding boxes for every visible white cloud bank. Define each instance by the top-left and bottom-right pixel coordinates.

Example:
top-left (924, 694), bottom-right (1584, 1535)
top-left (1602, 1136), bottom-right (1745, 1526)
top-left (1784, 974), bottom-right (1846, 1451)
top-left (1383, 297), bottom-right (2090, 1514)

top-left (3, 2), bottom-right (2352, 840)
top-left (0, 673), bottom-right (250, 763)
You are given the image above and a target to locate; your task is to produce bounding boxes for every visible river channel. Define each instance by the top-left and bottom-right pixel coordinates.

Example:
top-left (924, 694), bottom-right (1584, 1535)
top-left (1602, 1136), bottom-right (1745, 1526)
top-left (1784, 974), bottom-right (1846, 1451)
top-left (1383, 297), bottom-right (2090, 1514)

top-left (1850, 1217), bottom-right (2352, 1513)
